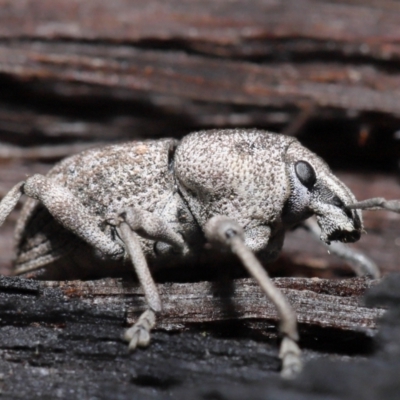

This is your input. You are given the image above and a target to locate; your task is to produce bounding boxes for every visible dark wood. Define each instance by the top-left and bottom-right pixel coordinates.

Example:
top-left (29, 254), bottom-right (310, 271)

top-left (0, 275), bottom-right (384, 398)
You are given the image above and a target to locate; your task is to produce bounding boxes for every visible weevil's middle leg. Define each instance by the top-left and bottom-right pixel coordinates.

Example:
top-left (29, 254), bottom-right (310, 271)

top-left (204, 216), bottom-right (302, 379)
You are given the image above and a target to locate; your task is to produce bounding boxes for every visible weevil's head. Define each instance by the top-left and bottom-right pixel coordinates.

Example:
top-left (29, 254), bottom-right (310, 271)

top-left (284, 141), bottom-right (362, 244)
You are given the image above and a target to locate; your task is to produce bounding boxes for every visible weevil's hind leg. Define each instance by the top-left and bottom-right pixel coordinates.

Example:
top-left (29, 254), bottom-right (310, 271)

top-left (204, 216), bottom-right (301, 379)
top-left (0, 182), bottom-right (24, 226)
top-left (3, 174), bottom-right (123, 258)
top-left (0, 178), bottom-right (124, 260)
top-left (116, 222), bottom-right (162, 350)
top-left (302, 218), bottom-right (380, 279)
top-left (348, 197), bottom-right (400, 213)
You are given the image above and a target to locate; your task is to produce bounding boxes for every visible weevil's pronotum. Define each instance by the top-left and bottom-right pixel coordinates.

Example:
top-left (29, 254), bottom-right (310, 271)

top-left (0, 129), bottom-right (396, 378)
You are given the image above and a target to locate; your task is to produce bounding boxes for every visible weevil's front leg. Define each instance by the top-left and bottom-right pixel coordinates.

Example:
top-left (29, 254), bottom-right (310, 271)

top-left (0, 175), bottom-right (122, 257)
top-left (302, 218), bottom-right (380, 279)
top-left (204, 216), bottom-right (301, 379)
top-left (116, 222), bottom-right (161, 350)
top-left (348, 197), bottom-right (400, 213)
top-left (108, 207), bottom-right (188, 350)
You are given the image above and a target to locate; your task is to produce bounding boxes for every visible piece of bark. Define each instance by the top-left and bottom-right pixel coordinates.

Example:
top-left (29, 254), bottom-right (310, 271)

top-left (0, 275), bottom-right (393, 400)
top-left (11, 276), bottom-right (381, 334)
top-left (0, 274), bottom-right (384, 398)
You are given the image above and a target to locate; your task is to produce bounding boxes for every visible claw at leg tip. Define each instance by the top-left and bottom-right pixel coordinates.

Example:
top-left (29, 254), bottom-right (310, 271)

top-left (279, 337), bottom-right (302, 379)
top-left (281, 354), bottom-right (302, 379)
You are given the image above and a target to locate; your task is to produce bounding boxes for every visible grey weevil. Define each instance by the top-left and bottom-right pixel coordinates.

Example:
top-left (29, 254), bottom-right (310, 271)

top-left (0, 129), bottom-right (396, 378)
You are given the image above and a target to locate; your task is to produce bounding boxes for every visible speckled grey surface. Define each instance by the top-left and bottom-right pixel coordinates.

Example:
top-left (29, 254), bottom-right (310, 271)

top-left (13, 129), bottom-right (361, 280)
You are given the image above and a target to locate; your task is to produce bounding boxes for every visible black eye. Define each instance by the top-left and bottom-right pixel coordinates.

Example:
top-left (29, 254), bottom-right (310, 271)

top-left (295, 161), bottom-right (316, 190)
top-left (330, 195), bottom-right (344, 208)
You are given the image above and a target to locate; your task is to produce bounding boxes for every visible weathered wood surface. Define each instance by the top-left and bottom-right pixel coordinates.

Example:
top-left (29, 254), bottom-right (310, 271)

top-left (0, 1), bottom-right (399, 182)
top-left (2, 42), bottom-right (400, 115)
top-left (0, 276), bottom-right (382, 332)
top-left (47, 277), bottom-right (383, 332)
top-left (0, 275), bottom-right (384, 398)
top-left (1, 0), bottom-right (400, 151)
top-left (1, 0), bottom-right (400, 61)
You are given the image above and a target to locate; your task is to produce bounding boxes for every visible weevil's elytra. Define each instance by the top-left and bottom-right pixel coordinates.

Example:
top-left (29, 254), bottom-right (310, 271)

top-left (14, 138), bottom-right (199, 278)
top-left (0, 128), bottom-right (390, 377)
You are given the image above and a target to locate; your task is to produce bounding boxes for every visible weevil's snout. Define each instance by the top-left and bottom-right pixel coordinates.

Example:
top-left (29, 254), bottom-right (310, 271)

top-left (311, 184), bottom-right (363, 245)
top-left (323, 219), bottom-right (361, 243)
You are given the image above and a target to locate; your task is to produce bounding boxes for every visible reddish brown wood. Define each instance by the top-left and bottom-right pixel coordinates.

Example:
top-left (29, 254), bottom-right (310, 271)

top-left (1, 43), bottom-right (400, 115)
top-left (1, 0), bottom-right (400, 62)
top-left (48, 276), bottom-right (383, 332)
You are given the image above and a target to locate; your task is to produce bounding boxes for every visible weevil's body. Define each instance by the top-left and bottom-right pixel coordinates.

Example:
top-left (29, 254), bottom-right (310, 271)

top-left (14, 130), bottom-right (291, 278)
top-left (14, 129), bottom-right (360, 280)
top-left (0, 129), bottom-right (369, 377)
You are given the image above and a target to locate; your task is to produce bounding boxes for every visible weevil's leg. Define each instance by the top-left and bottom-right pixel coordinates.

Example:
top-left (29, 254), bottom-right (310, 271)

top-left (348, 197), bottom-right (400, 213)
top-left (0, 181), bottom-right (24, 226)
top-left (302, 219), bottom-right (380, 279)
top-left (109, 207), bottom-right (188, 255)
top-left (116, 222), bottom-right (162, 350)
top-left (15, 174), bottom-right (122, 257)
top-left (204, 216), bottom-right (301, 379)
top-left (108, 206), bottom-right (188, 349)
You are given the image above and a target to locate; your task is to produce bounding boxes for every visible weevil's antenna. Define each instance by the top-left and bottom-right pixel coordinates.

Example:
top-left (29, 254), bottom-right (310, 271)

top-left (204, 215), bottom-right (302, 379)
top-left (348, 198), bottom-right (400, 213)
